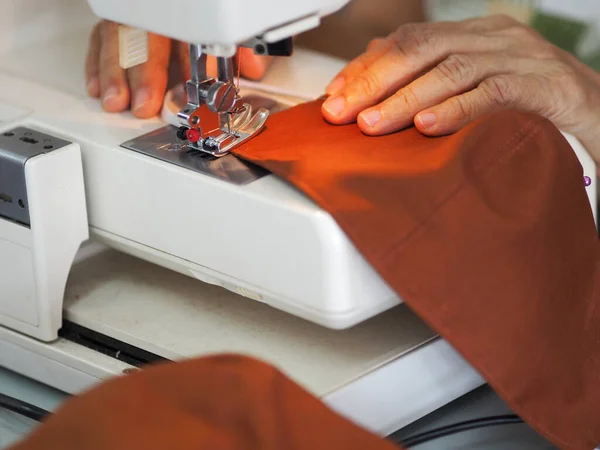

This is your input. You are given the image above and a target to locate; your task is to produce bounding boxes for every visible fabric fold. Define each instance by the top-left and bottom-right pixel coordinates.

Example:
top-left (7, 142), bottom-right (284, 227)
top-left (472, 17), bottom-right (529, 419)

top-left (232, 100), bottom-right (600, 450)
top-left (9, 355), bottom-right (399, 450)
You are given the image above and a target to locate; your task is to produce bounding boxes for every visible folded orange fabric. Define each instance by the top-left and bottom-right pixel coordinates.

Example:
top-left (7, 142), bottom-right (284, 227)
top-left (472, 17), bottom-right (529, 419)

top-left (232, 100), bottom-right (600, 449)
top-left (9, 355), bottom-right (399, 450)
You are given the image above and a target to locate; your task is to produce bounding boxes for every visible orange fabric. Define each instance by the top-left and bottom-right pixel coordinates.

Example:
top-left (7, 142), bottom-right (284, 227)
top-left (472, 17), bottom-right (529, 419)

top-left (12, 100), bottom-right (600, 450)
top-left (10, 355), bottom-right (398, 450)
top-left (231, 100), bottom-right (600, 450)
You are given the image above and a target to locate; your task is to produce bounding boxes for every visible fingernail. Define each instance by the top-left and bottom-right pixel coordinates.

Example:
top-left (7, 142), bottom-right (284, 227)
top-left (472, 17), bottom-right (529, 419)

top-left (322, 96), bottom-right (346, 117)
top-left (417, 112), bottom-right (437, 129)
top-left (326, 77), bottom-right (345, 95)
top-left (102, 86), bottom-right (120, 106)
top-left (86, 76), bottom-right (99, 96)
top-left (360, 110), bottom-right (381, 128)
top-left (133, 87), bottom-right (151, 111)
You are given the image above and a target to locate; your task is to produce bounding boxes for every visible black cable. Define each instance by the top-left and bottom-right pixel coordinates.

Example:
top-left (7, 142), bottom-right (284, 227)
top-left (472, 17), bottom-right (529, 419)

top-left (397, 414), bottom-right (524, 448)
top-left (0, 392), bottom-right (51, 422)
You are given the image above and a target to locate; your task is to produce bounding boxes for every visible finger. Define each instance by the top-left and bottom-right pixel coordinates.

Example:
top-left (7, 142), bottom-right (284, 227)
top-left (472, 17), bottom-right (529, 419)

top-left (207, 56), bottom-right (218, 78)
top-left (98, 21), bottom-right (129, 112)
top-left (325, 15), bottom-right (516, 99)
top-left (238, 48), bottom-right (273, 81)
top-left (357, 53), bottom-right (517, 135)
top-left (325, 37), bottom-right (395, 96)
top-left (415, 75), bottom-right (529, 136)
top-left (323, 30), bottom-right (508, 125)
top-left (85, 23), bottom-right (101, 97)
top-left (174, 41), bottom-right (191, 82)
top-left (127, 34), bottom-right (171, 118)
top-left (326, 22), bottom-right (468, 95)
top-left (325, 37), bottom-right (394, 95)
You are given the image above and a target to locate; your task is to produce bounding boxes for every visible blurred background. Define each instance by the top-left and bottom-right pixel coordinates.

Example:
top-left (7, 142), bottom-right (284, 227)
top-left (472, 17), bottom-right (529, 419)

top-left (297, 0), bottom-right (600, 69)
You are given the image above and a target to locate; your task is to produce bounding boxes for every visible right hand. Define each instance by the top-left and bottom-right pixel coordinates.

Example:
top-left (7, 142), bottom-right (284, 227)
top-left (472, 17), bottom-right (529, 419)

top-left (321, 16), bottom-right (600, 167)
top-left (85, 20), bottom-right (273, 119)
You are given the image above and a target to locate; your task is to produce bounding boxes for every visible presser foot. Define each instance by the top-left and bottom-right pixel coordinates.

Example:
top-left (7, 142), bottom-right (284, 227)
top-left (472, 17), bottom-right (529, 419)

top-left (177, 104), bottom-right (269, 158)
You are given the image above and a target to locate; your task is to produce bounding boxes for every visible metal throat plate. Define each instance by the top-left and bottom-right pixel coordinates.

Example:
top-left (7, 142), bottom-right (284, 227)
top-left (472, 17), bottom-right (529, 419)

top-left (120, 94), bottom-right (292, 185)
top-left (121, 125), bottom-right (268, 185)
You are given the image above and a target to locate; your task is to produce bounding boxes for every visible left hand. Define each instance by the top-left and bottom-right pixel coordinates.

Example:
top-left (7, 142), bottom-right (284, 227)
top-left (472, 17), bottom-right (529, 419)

top-left (85, 21), bottom-right (272, 119)
top-left (321, 15), bottom-right (600, 165)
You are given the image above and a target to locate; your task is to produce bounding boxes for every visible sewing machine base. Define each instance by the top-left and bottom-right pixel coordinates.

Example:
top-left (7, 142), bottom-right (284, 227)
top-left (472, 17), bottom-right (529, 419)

top-left (0, 323), bottom-right (484, 438)
top-left (0, 245), bottom-right (485, 437)
top-left (121, 125), bottom-right (268, 185)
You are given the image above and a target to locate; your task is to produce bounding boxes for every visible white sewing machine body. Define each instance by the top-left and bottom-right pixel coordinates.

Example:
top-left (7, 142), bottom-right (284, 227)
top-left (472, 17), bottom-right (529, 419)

top-left (0, 0), bottom-right (411, 344)
top-left (88, 0), bottom-right (351, 51)
top-left (0, 68), bottom-right (400, 341)
top-left (0, 0), bottom-right (597, 438)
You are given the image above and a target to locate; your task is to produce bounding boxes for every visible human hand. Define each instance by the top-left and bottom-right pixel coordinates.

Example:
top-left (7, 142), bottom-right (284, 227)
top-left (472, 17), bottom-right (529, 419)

top-left (85, 20), bottom-right (273, 119)
top-left (321, 15), bottom-right (600, 165)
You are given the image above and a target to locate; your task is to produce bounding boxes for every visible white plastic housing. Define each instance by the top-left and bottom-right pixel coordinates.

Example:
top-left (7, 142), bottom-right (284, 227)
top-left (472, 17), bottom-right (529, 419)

top-left (86, 0), bottom-right (352, 46)
top-left (564, 132), bottom-right (597, 224)
top-left (0, 142), bottom-right (89, 342)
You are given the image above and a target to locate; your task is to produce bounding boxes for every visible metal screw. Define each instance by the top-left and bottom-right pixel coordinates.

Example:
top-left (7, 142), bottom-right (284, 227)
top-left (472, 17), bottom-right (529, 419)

top-left (206, 81), bottom-right (236, 113)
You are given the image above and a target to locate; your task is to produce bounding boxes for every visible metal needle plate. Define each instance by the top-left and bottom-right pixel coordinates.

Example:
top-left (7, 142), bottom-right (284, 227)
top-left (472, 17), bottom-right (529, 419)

top-left (121, 125), bottom-right (268, 185)
top-left (121, 95), bottom-right (288, 185)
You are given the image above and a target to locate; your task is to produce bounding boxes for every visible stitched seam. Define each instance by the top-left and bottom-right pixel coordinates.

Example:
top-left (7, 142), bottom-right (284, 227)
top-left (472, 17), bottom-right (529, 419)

top-left (380, 119), bottom-right (540, 261)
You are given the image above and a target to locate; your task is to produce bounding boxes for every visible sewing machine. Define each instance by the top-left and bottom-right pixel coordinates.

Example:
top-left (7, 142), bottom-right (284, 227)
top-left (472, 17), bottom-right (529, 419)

top-left (0, 0), bottom-right (596, 438)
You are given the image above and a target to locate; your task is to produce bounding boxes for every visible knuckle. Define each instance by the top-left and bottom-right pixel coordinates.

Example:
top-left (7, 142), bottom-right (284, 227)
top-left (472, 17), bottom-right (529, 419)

top-left (555, 63), bottom-right (586, 102)
top-left (556, 62), bottom-right (578, 82)
top-left (530, 42), bottom-right (560, 60)
top-left (354, 69), bottom-right (383, 97)
top-left (391, 23), bottom-right (435, 58)
top-left (480, 77), bottom-right (512, 107)
top-left (105, 74), bottom-right (125, 87)
top-left (450, 96), bottom-right (472, 121)
top-left (396, 86), bottom-right (421, 111)
top-left (505, 23), bottom-right (531, 36)
top-left (435, 54), bottom-right (475, 87)
top-left (490, 13), bottom-right (518, 26)
top-left (100, 51), bottom-right (121, 70)
top-left (345, 55), bottom-right (371, 78)
top-left (366, 38), bottom-right (380, 52)
top-left (504, 23), bottom-right (537, 42)
top-left (366, 37), bottom-right (387, 52)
